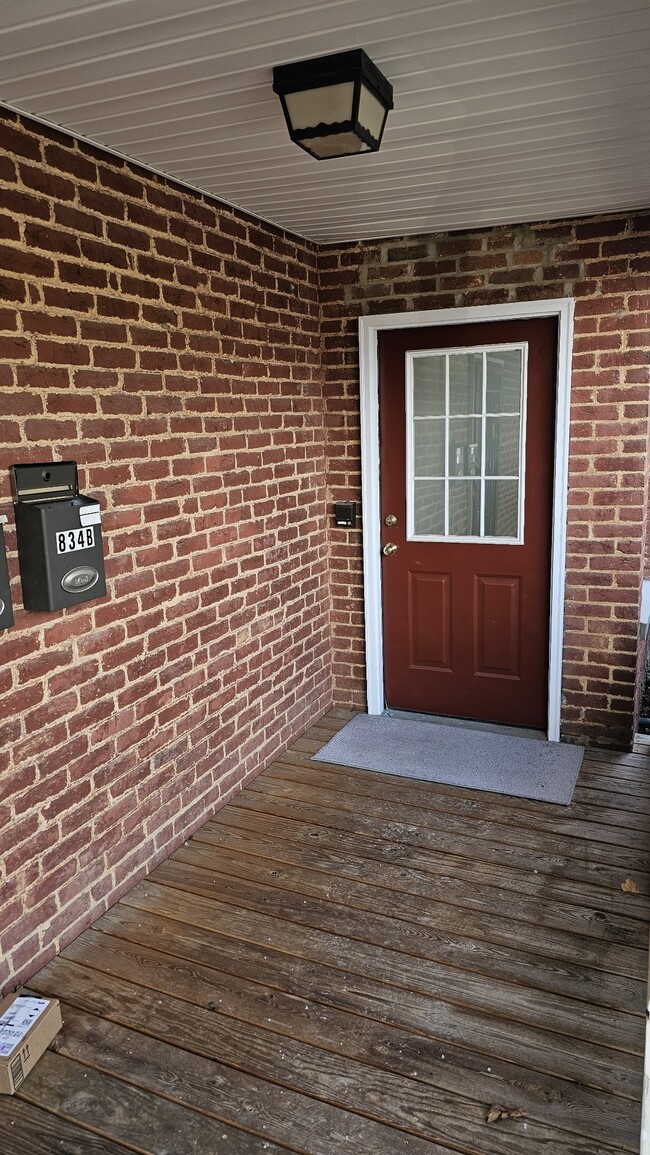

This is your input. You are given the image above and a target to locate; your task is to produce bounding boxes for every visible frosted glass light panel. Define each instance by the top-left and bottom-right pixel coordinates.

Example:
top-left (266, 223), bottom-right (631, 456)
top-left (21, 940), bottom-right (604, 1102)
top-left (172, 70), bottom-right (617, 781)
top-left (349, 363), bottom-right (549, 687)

top-left (407, 345), bottom-right (526, 542)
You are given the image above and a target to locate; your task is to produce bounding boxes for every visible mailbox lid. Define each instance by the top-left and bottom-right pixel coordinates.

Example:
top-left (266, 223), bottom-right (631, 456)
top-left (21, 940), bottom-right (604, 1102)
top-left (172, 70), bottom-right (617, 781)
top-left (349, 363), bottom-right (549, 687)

top-left (12, 462), bottom-right (78, 505)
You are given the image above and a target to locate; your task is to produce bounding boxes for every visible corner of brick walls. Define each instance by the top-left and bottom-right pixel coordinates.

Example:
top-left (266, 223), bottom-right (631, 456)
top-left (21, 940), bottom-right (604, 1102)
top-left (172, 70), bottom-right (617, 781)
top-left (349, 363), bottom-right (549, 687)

top-left (0, 110), bottom-right (334, 992)
top-left (318, 214), bottom-right (650, 747)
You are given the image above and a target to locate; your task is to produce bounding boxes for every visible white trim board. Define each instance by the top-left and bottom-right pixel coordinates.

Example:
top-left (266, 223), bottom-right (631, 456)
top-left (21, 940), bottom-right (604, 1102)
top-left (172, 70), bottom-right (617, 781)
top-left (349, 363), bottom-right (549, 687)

top-left (642, 1004), bottom-right (650, 1155)
top-left (358, 298), bottom-right (575, 742)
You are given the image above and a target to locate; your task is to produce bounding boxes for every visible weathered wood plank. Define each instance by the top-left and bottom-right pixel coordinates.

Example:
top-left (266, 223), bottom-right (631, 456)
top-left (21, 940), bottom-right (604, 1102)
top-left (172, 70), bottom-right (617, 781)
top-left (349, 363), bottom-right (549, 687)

top-left (187, 826), bottom-right (646, 997)
top-left (6, 706), bottom-right (646, 1155)
top-left (275, 746), bottom-right (650, 838)
top-left (249, 772), bottom-right (650, 872)
top-left (147, 857), bottom-right (645, 1051)
top-left (94, 900), bottom-right (641, 1099)
top-left (0, 1095), bottom-right (136, 1155)
top-left (203, 807), bottom-right (650, 935)
top-left (583, 747), bottom-right (650, 773)
top-left (26, 961), bottom-right (630, 1155)
top-left (72, 920), bottom-right (640, 1151)
top-left (574, 782), bottom-right (650, 810)
top-left (117, 881), bottom-right (643, 1098)
top-left (178, 830), bottom-right (647, 1000)
top-left (53, 1005), bottom-right (466, 1155)
top-left (210, 799), bottom-right (650, 915)
top-left (228, 788), bottom-right (650, 897)
top-left (92, 905), bottom-right (641, 1150)
top-left (19, 1049), bottom-right (297, 1155)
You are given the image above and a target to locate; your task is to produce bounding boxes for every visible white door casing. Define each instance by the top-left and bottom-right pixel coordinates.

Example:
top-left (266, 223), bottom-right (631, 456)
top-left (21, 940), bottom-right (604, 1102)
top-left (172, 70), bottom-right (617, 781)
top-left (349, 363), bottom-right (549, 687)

top-left (358, 298), bottom-right (574, 741)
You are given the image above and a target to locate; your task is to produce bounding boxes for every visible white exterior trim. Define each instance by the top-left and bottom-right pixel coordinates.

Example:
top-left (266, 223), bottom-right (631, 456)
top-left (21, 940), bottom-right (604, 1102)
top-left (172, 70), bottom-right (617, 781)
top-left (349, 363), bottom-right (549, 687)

top-left (358, 298), bottom-right (574, 741)
top-left (642, 1001), bottom-right (650, 1155)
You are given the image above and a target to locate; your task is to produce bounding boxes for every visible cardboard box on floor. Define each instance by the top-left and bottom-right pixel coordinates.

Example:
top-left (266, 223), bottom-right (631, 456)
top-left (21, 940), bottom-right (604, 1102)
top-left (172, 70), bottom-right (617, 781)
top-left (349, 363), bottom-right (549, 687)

top-left (0, 992), bottom-right (62, 1094)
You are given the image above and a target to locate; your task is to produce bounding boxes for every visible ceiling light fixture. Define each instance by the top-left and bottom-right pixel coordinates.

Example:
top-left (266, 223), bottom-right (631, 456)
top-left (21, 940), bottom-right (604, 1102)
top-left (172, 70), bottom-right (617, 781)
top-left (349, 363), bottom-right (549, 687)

top-left (272, 48), bottom-right (393, 161)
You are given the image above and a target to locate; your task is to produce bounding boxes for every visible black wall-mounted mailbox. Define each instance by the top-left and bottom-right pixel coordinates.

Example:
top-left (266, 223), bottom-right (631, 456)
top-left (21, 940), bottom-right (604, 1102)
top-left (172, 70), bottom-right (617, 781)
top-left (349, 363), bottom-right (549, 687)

top-left (11, 462), bottom-right (107, 612)
top-left (334, 500), bottom-right (357, 527)
top-left (0, 514), bottom-right (14, 629)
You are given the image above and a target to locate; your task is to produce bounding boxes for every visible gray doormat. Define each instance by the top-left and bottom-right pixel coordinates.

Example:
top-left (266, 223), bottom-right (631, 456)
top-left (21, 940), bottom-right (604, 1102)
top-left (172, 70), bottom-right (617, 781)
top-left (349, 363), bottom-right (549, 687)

top-left (313, 713), bottom-right (584, 805)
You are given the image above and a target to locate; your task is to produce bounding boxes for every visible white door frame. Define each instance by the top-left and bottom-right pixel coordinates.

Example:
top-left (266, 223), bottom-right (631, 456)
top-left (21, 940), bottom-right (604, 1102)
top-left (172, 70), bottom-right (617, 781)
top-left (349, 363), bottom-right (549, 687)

top-left (358, 297), bottom-right (574, 742)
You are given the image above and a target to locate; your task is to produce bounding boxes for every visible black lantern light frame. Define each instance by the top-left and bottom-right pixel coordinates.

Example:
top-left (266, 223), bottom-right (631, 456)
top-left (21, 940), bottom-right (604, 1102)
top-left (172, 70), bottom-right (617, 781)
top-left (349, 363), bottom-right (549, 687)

top-left (272, 48), bottom-right (394, 161)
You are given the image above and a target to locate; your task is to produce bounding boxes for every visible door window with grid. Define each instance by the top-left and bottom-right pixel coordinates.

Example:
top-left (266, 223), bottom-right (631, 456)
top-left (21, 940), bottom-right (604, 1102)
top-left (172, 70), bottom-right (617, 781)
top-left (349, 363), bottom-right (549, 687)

top-left (407, 344), bottom-right (527, 543)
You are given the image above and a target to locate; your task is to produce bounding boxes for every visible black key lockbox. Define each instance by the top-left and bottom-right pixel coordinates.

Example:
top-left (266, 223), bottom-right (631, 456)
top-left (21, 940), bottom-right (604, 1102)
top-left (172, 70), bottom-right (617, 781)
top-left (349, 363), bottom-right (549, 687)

top-left (11, 462), bottom-right (107, 612)
top-left (334, 500), bottom-right (357, 527)
top-left (0, 514), bottom-right (14, 629)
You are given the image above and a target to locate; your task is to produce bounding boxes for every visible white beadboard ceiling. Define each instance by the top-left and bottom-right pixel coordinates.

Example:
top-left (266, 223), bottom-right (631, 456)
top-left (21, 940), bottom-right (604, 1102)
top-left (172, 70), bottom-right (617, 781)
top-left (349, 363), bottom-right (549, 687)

top-left (0, 0), bottom-right (649, 243)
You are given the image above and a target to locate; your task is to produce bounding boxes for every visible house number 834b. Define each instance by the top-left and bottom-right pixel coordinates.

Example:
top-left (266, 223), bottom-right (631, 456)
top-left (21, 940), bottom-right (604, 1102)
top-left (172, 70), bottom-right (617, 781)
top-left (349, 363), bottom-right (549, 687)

top-left (55, 527), bottom-right (95, 554)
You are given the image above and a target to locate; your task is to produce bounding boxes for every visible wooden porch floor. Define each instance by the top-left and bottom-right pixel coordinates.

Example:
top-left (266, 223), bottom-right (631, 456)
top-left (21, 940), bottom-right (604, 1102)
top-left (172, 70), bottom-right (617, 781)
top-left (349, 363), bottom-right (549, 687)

top-left (3, 708), bottom-right (650, 1154)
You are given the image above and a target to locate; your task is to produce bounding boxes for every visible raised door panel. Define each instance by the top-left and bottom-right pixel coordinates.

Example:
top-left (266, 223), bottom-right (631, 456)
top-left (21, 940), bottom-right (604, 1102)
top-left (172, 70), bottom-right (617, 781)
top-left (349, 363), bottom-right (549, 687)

top-left (474, 574), bottom-right (521, 678)
top-left (408, 571), bottom-right (452, 670)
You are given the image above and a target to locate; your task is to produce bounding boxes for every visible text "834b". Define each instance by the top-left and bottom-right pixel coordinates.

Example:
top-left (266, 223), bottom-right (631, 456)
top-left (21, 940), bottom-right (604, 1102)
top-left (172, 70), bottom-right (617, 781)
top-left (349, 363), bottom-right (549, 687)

top-left (56, 527), bottom-right (95, 554)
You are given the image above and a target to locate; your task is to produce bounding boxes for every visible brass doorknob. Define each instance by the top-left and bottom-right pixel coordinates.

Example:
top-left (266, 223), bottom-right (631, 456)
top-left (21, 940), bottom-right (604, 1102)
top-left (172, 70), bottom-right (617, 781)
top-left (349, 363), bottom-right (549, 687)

top-left (382, 542), bottom-right (398, 557)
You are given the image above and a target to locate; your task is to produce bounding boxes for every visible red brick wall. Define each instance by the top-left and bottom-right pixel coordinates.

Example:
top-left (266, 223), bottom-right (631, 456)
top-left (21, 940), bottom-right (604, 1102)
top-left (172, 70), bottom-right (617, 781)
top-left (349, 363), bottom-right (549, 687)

top-left (0, 111), bottom-right (333, 992)
top-left (319, 214), bottom-right (650, 747)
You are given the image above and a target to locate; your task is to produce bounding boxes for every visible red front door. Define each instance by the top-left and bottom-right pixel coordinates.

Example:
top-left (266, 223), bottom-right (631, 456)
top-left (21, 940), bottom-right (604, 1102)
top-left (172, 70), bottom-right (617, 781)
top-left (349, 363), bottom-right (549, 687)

top-left (379, 317), bottom-right (557, 730)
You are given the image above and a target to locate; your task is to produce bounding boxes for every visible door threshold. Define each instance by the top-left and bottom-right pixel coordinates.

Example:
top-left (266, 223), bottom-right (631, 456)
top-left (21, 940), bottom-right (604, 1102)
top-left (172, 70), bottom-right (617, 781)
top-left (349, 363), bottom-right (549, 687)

top-left (385, 708), bottom-right (547, 742)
